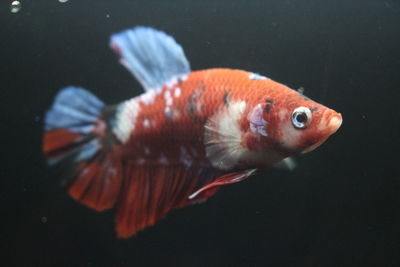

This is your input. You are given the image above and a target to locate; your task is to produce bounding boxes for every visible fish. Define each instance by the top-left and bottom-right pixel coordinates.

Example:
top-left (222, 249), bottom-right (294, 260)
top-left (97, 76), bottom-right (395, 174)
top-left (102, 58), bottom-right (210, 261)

top-left (43, 26), bottom-right (342, 238)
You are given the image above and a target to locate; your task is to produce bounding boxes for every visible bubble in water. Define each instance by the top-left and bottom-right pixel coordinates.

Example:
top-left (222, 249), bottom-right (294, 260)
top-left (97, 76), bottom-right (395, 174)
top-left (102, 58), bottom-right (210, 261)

top-left (59, 0), bottom-right (69, 3)
top-left (10, 1), bottom-right (21, 13)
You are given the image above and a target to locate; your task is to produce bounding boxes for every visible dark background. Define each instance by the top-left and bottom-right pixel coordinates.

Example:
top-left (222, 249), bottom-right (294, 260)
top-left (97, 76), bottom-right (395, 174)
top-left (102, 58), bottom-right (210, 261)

top-left (1, 0), bottom-right (400, 266)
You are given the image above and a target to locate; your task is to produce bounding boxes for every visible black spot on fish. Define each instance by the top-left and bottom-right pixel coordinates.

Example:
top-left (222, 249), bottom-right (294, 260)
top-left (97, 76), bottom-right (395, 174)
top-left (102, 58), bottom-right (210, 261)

top-left (193, 116), bottom-right (207, 125)
top-left (187, 104), bottom-right (206, 124)
top-left (187, 83), bottom-right (206, 123)
top-left (187, 92), bottom-right (199, 115)
top-left (188, 84), bottom-right (206, 114)
top-left (296, 87), bottom-right (310, 100)
top-left (223, 91), bottom-right (231, 106)
top-left (102, 105), bottom-right (118, 128)
top-left (187, 100), bottom-right (197, 115)
top-left (311, 107), bottom-right (318, 113)
top-left (265, 99), bottom-right (274, 113)
top-left (297, 87), bottom-right (305, 95)
top-left (187, 93), bottom-right (203, 125)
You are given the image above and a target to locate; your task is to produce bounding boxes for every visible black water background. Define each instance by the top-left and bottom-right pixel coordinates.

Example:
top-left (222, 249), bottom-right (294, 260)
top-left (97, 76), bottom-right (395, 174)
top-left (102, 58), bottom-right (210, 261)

top-left (1, 0), bottom-right (400, 266)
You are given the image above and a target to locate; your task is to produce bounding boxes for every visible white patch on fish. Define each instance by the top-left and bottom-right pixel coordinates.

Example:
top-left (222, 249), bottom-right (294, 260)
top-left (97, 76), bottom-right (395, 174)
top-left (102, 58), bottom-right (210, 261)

top-left (164, 90), bottom-right (173, 107)
top-left (278, 108), bottom-right (302, 149)
top-left (165, 77), bottom-right (179, 88)
top-left (165, 74), bottom-right (188, 89)
top-left (143, 119), bottom-right (150, 128)
top-left (174, 87), bottom-right (181, 98)
top-left (140, 89), bottom-right (161, 105)
top-left (249, 73), bottom-right (269, 80)
top-left (164, 106), bottom-right (172, 118)
top-left (204, 101), bottom-right (247, 170)
top-left (114, 98), bottom-right (140, 143)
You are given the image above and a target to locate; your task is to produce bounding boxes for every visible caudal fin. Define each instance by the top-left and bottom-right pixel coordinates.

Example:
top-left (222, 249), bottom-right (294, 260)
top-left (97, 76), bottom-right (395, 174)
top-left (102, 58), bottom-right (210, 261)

top-left (43, 87), bottom-right (123, 211)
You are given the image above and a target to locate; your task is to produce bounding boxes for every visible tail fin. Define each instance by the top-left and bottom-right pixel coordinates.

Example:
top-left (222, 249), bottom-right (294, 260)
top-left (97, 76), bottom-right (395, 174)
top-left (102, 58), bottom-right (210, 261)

top-left (43, 87), bottom-right (122, 211)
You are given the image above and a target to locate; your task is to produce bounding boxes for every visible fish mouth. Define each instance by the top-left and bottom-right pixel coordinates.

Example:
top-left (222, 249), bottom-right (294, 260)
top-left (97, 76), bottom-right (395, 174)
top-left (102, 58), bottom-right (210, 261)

top-left (327, 112), bottom-right (342, 134)
top-left (301, 111), bottom-right (342, 154)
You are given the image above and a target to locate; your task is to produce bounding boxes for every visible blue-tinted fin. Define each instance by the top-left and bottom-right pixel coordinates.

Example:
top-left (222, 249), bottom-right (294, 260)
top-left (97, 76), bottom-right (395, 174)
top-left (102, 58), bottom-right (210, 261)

top-left (45, 87), bottom-right (104, 133)
top-left (43, 87), bottom-right (123, 212)
top-left (44, 86), bottom-right (105, 165)
top-left (110, 26), bottom-right (191, 91)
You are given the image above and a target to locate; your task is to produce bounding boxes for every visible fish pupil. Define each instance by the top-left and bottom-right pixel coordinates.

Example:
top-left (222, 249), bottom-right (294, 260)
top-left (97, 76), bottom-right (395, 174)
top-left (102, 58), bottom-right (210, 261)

top-left (296, 113), bottom-right (307, 123)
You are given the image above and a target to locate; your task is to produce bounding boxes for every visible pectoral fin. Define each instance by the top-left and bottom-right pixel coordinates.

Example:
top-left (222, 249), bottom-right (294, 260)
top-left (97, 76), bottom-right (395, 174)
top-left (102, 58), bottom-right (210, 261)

top-left (188, 169), bottom-right (257, 200)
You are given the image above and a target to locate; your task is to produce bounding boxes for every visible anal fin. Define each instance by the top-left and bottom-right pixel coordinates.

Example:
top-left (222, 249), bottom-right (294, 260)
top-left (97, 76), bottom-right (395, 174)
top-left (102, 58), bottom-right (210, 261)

top-left (115, 165), bottom-right (221, 238)
top-left (114, 164), bottom-right (257, 238)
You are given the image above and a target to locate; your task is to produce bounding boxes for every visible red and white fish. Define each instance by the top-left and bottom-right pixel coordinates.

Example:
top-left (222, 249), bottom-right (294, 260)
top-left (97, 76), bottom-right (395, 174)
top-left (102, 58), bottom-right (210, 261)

top-left (43, 26), bottom-right (342, 238)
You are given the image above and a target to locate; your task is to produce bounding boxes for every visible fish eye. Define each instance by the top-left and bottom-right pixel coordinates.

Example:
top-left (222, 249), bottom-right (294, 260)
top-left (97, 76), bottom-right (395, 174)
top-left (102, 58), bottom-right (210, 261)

top-left (292, 106), bottom-right (312, 129)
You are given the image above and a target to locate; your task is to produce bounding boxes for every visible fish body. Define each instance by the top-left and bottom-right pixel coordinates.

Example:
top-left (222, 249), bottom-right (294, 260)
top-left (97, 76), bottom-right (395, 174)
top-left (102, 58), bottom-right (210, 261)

top-left (120, 68), bottom-right (340, 168)
top-left (43, 27), bottom-right (342, 238)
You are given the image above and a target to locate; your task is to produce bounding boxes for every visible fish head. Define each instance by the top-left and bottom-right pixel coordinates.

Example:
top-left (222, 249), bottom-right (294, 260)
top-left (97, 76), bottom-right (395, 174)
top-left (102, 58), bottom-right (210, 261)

top-left (293, 104), bottom-right (342, 154)
top-left (268, 89), bottom-right (341, 155)
top-left (244, 87), bottom-right (342, 165)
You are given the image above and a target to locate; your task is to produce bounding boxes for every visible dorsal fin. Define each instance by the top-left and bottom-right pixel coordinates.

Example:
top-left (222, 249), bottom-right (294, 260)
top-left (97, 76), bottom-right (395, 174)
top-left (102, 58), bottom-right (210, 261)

top-left (115, 165), bottom-right (221, 238)
top-left (110, 26), bottom-right (191, 91)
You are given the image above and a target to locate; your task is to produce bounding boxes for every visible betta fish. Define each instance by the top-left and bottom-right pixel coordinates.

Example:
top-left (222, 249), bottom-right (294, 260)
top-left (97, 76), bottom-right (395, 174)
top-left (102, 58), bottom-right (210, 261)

top-left (43, 26), bottom-right (342, 238)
